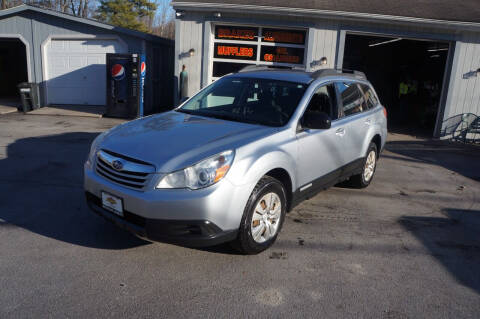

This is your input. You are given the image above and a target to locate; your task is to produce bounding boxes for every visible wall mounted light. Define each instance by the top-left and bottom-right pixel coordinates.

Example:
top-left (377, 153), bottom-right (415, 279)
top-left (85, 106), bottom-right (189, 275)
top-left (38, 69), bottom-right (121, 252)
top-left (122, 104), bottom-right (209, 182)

top-left (310, 57), bottom-right (328, 69)
top-left (462, 68), bottom-right (480, 79)
top-left (213, 12), bottom-right (222, 18)
top-left (175, 10), bottom-right (185, 18)
top-left (179, 48), bottom-right (196, 59)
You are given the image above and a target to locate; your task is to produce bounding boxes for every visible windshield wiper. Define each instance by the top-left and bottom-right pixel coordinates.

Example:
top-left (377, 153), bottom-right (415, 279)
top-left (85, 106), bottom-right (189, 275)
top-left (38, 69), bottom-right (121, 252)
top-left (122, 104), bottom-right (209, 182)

top-left (176, 109), bottom-right (265, 126)
top-left (202, 111), bottom-right (263, 125)
top-left (175, 109), bottom-right (195, 114)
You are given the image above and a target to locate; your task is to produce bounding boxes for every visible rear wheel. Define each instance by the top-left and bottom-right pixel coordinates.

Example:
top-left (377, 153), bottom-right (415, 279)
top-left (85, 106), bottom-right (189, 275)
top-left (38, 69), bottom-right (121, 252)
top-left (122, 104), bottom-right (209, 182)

top-left (232, 176), bottom-right (287, 254)
top-left (350, 142), bottom-right (378, 188)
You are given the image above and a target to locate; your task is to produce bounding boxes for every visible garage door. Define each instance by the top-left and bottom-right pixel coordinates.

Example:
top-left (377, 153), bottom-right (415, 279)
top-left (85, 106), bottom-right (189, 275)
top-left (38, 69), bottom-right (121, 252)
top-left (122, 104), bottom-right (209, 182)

top-left (45, 39), bottom-right (126, 106)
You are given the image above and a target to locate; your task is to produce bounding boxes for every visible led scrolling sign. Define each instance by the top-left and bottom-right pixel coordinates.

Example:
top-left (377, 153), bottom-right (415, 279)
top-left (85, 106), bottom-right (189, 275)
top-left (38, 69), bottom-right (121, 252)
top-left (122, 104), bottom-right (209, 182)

top-left (214, 26), bottom-right (306, 65)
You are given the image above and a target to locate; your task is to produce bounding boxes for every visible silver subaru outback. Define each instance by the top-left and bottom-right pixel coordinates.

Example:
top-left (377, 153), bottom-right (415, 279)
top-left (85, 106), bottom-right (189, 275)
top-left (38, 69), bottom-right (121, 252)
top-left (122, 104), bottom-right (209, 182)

top-left (84, 68), bottom-right (387, 254)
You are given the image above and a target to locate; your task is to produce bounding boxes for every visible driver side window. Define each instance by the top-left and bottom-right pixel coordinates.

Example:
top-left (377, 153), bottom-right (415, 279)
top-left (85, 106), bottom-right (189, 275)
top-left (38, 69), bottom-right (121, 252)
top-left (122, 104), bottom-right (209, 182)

top-left (304, 84), bottom-right (336, 119)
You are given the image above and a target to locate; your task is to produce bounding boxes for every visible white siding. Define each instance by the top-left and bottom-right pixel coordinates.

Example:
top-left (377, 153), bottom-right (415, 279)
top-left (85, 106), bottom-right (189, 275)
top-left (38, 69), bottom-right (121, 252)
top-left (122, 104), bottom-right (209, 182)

top-left (175, 17), bottom-right (203, 99)
top-left (442, 35), bottom-right (480, 132)
top-left (309, 25), bottom-right (338, 68)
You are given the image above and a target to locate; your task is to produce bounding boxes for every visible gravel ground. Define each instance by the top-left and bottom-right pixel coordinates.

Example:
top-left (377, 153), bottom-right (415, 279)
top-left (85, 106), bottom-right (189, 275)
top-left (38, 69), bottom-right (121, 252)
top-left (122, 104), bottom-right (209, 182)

top-left (0, 112), bottom-right (479, 318)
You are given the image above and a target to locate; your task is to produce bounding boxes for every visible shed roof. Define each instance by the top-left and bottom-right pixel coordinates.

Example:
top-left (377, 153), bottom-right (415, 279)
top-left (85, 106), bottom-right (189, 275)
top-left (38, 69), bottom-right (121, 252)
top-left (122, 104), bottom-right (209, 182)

top-left (172, 0), bottom-right (480, 25)
top-left (0, 4), bottom-right (173, 45)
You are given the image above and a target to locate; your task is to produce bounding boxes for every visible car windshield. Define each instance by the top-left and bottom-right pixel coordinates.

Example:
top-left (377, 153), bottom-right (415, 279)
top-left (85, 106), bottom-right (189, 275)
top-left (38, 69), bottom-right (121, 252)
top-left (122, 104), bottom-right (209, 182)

top-left (177, 77), bottom-right (307, 127)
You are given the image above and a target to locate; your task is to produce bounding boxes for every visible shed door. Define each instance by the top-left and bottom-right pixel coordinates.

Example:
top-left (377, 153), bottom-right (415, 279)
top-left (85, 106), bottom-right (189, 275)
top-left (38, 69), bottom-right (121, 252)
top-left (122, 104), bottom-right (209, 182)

top-left (45, 39), bottom-right (127, 106)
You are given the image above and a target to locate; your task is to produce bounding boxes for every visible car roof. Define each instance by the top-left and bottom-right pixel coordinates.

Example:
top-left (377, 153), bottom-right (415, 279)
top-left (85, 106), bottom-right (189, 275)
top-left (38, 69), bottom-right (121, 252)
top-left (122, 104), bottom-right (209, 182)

top-left (225, 67), bottom-right (367, 85)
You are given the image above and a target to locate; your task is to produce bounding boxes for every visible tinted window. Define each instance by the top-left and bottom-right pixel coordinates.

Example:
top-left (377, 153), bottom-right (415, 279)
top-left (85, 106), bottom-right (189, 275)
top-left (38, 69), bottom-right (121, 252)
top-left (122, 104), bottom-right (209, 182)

top-left (360, 84), bottom-right (379, 110)
top-left (304, 84), bottom-right (336, 119)
top-left (178, 77), bottom-right (307, 127)
top-left (337, 82), bottom-right (366, 117)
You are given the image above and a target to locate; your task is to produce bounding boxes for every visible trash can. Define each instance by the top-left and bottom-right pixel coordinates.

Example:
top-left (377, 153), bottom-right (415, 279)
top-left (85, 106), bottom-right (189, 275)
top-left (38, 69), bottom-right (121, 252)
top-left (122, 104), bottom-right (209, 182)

top-left (17, 82), bottom-right (40, 113)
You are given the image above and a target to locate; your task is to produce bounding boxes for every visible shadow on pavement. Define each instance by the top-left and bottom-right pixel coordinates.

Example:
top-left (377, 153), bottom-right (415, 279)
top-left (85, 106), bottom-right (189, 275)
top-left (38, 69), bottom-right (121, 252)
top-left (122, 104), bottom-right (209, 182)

top-left (386, 139), bottom-right (480, 181)
top-left (399, 208), bottom-right (480, 294)
top-left (0, 132), bottom-right (150, 249)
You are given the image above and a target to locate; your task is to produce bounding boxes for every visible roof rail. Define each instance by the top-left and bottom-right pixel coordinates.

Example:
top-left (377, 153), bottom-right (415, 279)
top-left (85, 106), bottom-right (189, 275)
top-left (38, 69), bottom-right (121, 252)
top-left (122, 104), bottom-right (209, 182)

top-left (311, 68), bottom-right (342, 78)
top-left (238, 65), bottom-right (269, 72)
top-left (238, 65), bottom-right (305, 73)
top-left (311, 68), bottom-right (367, 80)
top-left (339, 68), bottom-right (366, 78)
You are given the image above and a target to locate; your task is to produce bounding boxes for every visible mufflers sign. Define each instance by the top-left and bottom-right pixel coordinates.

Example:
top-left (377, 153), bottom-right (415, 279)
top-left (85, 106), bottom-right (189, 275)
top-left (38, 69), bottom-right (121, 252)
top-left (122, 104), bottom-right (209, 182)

top-left (214, 43), bottom-right (257, 61)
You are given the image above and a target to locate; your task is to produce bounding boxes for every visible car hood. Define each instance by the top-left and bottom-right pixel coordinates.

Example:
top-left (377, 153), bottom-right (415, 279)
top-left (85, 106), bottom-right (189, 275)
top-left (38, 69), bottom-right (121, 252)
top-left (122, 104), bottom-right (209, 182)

top-left (99, 111), bottom-right (276, 172)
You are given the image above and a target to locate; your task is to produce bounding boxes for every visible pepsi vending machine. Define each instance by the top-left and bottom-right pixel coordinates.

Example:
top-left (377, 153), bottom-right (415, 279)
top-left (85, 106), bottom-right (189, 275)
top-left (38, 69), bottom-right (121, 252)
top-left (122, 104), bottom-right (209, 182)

top-left (105, 53), bottom-right (146, 118)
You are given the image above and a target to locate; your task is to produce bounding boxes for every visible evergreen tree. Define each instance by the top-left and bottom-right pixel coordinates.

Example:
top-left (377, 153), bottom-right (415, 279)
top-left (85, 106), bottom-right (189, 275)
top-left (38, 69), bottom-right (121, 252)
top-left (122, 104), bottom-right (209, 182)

top-left (96, 0), bottom-right (157, 33)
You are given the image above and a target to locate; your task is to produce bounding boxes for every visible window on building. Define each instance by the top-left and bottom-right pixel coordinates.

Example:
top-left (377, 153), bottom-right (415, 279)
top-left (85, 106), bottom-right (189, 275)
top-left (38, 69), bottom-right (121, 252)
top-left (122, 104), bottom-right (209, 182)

top-left (211, 25), bottom-right (307, 81)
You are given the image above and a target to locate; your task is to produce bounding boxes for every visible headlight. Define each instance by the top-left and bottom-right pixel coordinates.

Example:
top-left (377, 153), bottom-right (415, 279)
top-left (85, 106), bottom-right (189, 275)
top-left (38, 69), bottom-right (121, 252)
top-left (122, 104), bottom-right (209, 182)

top-left (85, 131), bottom-right (108, 167)
top-left (156, 150), bottom-right (234, 190)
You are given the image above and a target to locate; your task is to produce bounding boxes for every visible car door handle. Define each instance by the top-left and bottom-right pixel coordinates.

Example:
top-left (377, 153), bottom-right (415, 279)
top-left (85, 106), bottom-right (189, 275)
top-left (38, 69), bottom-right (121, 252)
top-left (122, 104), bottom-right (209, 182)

top-left (365, 118), bottom-right (372, 125)
top-left (335, 128), bottom-right (345, 136)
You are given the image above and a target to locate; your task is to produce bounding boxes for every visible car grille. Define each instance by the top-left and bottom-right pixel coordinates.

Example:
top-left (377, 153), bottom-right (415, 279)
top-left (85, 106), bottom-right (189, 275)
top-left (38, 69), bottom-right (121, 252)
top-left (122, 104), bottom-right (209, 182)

top-left (95, 150), bottom-right (156, 190)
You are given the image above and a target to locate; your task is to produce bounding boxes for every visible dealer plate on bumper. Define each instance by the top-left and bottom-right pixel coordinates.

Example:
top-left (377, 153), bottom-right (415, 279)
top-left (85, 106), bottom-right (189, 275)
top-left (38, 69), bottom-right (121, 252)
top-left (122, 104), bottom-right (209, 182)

top-left (101, 192), bottom-right (124, 217)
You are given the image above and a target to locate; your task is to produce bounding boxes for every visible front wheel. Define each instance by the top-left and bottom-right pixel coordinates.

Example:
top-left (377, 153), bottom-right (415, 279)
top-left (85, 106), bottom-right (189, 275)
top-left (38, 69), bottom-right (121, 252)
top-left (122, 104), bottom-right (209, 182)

top-left (232, 176), bottom-right (287, 254)
top-left (350, 142), bottom-right (378, 188)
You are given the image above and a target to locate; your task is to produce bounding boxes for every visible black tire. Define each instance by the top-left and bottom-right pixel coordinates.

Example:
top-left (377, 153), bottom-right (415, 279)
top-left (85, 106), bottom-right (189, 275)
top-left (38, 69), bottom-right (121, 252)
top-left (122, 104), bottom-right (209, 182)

top-left (231, 176), bottom-right (287, 255)
top-left (349, 142), bottom-right (378, 188)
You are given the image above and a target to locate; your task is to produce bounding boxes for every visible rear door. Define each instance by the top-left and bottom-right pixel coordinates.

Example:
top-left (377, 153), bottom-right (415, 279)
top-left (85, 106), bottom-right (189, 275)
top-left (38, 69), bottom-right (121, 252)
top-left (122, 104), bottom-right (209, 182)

top-left (335, 81), bottom-right (371, 173)
top-left (296, 83), bottom-right (347, 190)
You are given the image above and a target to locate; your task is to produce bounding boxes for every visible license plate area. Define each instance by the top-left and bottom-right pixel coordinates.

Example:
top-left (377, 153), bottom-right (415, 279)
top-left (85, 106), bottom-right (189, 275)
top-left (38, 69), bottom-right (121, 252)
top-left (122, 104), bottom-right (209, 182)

top-left (101, 191), bottom-right (124, 217)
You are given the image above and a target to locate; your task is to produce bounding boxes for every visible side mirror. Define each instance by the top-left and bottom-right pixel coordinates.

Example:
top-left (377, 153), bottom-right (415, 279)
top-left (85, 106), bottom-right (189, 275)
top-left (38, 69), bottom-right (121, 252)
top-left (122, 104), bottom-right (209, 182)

top-left (180, 96), bottom-right (189, 104)
top-left (302, 112), bottom-right (331, 130)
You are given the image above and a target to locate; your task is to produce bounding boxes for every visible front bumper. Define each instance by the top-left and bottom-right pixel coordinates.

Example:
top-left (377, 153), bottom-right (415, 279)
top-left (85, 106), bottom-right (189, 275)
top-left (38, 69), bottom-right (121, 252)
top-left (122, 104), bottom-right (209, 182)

top-left (84, 164), bottom-right (254, 246)
top-left (86, 192), bottom-right (237, 246)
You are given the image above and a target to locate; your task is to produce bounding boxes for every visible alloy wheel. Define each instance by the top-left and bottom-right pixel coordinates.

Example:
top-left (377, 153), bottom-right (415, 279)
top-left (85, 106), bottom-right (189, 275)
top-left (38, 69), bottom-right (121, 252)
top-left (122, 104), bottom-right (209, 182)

top-left (250, 192), bottom-right (282, 243)
top-left (363, 150), bottom-right (376, 182)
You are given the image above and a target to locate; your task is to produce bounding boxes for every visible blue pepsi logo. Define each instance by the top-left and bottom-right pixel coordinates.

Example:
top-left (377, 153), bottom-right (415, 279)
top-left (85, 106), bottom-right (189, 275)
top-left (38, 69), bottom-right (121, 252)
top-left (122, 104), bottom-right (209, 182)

top-left (111, 64), bottom-right (125, 81)
top-left (141, 62), bottom-right (146, 77)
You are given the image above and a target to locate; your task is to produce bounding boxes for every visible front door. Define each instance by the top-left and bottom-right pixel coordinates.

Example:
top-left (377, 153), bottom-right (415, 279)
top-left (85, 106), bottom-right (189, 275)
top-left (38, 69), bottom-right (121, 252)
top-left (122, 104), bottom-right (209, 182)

top-left (296, 83), bottom-right (347, 191)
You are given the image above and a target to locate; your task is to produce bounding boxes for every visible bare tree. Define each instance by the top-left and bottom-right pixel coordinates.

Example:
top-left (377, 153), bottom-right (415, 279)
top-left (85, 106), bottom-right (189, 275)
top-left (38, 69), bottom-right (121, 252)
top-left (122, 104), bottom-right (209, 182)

top-left (1, 0), bottom-right (25, 9)
top-left (23, 0), bottom-right (69, 12)
top-left (70, 0), bottom-right (90, 17)
top-left (151, 0), bottom-right (174, 39)
top-left (1, 0), bottom-right (175, 37)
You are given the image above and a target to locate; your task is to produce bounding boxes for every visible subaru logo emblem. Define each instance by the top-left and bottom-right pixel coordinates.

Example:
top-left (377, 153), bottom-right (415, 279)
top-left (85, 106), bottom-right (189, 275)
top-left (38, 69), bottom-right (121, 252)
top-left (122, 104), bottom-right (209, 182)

top-left (111, 160), bottom-right (123, 170)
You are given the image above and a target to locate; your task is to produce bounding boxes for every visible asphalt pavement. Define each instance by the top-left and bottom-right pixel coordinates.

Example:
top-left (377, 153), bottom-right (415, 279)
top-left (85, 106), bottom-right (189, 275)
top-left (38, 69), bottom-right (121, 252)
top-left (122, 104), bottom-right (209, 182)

top-left (0, 112), bottom-right (479, 318)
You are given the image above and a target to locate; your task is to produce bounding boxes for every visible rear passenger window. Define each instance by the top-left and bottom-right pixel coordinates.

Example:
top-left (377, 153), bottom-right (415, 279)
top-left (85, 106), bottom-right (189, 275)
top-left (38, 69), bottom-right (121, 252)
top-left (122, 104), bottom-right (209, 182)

top-left (337, 82), bottom-right (366, 117)
top-left (360, 84), bottom-right (379, 110)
